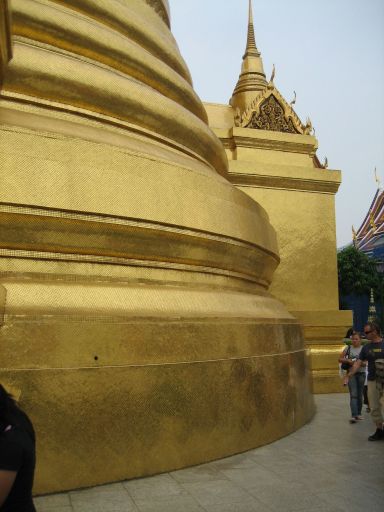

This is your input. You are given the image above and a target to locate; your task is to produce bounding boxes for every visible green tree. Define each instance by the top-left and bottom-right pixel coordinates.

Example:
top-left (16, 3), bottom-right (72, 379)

top-left (337, 246), bottom-right (382, 296)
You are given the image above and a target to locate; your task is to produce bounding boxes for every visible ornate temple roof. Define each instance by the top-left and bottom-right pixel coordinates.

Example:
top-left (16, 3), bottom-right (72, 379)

top-left (355, 187), bottom-right (384, 259)
top-left (234, 83), bottom-right (313, 135)
top-left (230, 0), bottom-right (267, 113)
top-left (230, 1), bottom-right (313, 138)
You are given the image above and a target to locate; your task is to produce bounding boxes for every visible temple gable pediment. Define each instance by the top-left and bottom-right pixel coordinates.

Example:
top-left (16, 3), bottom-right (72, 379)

top-left (235, 86), bottom-right (313, 136)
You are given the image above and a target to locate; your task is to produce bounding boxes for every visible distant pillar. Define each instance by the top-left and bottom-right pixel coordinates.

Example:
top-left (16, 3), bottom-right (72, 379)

top-left (368, 288), bottom-right (377, 322)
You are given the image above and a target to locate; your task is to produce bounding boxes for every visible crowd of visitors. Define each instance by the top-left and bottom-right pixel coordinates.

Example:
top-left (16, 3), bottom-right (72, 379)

top-left (339, 321), bottom-right (384, 441)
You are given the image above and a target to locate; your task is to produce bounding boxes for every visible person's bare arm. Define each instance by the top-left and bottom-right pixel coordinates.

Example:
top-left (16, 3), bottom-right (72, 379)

top-left (0, 469), bottom-right (17, 506)
top-left (343, 359), bottom-right (363, 385)
top-left (347, 359), bottom-right (363, 377)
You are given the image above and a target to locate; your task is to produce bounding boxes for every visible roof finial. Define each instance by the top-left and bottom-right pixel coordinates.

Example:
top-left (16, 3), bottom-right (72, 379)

top-left (290, 91), bottom-right (297, 107)
top-left (244, 0), bottom-right (260, 58)
top-left (230, 1), bottom-right (267, 112)
top-left (269, 64), bottom-right (276, 84)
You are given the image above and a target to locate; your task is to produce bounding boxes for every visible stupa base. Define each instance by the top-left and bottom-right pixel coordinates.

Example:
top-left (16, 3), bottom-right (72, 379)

top-left (1, 278), bottom-right (315, 494)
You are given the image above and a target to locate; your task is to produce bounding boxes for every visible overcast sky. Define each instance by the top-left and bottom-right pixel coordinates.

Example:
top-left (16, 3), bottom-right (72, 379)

top-left (169, 0), bottom-right (384, 248)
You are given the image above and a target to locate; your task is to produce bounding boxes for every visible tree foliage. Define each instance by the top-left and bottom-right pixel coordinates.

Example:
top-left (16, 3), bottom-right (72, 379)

top-left (338, 246), bottom-right (382, 296)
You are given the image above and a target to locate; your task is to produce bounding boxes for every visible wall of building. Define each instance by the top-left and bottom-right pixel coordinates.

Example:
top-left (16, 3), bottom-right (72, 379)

top-left (204, 101), bottom-right (352, 393)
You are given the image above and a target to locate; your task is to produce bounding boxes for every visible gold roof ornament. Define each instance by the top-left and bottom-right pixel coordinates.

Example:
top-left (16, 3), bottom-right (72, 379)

top-left (290, 90), bottom-right (297, 107)
top-left (230, 0), bottom-right (268, 113)
top-left (304, 116), bottom-right (313, 135)
top-left (374, 167), bottom-right (382, 190)
top-left (269, 64), bottom-right (276, 85)
top-left (369, 211), bottom-right (377, 232)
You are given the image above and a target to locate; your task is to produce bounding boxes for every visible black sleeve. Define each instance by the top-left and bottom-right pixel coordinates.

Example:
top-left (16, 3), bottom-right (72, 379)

top-left (359, 345), bottom-right (367, 361)
top-left (0, 439), bottom-right (23, 471)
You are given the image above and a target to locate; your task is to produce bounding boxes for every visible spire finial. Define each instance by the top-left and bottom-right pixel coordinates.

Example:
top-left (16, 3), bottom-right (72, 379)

top-left (230, 1), bottom-right (267, 112)
top-left (249, 0), bottom-right (253, 23)
top-left (244, 0), bottom-right (260, 58)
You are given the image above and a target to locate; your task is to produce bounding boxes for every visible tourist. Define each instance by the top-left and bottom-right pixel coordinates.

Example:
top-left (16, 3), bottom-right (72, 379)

top-left (347, 321), bottom-right (384, 441)
top-left (0, 384), bottom-right (36, 511)
top-left (339, 331), bottom-right (366, 423)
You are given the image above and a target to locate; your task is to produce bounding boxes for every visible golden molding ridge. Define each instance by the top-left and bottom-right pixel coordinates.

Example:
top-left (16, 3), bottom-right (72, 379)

top-left (10, 1), bottom-right (205, 120)
top-left (0, 202), bottom-right (275, 252)
top-left (3, 41), bottom-right (228, 175)
top-left (0, 249), bottom-right (268, 286)
top-left (0, 211), bottom-right (278, 286)
top-left (143, 0), bottom-right (170, 26)
top-left (228, 173), bottom-right (341, 194)
top-left (48, 0), bottom-right (190, 82)
top-left (0, 0), bottom-right (12, 87)
top-left (0, 96), bottom-right (218, 176)
top-left (232, 133), bottom-right (317, 156)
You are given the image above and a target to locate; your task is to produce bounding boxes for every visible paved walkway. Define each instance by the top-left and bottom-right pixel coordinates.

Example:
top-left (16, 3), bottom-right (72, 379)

top-left (35, 394), bottom-right (384, 512)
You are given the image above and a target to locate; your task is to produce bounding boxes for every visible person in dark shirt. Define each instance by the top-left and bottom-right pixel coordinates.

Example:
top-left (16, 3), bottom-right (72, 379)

top-left (347, 321), bottom-right (384, 441)
top-left (0, 384), bottom-right (36, 511)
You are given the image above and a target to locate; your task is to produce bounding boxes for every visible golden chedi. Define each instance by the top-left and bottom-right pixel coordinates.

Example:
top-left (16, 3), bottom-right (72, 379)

top-left (205, 0), bottom-right (352, 394)
top-left (0, 0), bottom-right (314, 493)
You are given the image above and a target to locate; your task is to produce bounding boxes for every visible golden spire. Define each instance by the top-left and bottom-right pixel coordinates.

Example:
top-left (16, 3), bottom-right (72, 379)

top-left (244, 0), bottom-right (260, 58)
top-left (230, 0), bottom-right (268, 113)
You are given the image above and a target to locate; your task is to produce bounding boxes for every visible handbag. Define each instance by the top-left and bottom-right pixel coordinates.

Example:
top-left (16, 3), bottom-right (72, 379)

top-left (341, 346), bottom-right (351, 371)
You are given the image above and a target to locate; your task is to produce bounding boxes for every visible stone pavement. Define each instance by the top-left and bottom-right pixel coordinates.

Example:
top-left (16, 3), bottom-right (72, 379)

top-left (34, 394), bottom-right (384, 512)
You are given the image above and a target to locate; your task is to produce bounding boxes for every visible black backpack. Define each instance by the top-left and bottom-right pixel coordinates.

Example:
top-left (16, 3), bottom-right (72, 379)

top-left (341, 346), bottom-right (351, 371)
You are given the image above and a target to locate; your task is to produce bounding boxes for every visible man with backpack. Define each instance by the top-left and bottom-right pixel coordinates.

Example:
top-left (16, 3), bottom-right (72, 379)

top-left (347, 321), bottom-right (384, 441)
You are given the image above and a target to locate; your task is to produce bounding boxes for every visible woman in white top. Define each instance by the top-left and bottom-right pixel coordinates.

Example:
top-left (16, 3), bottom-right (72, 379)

top-left (339, 331), bottom-right (366, 423)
